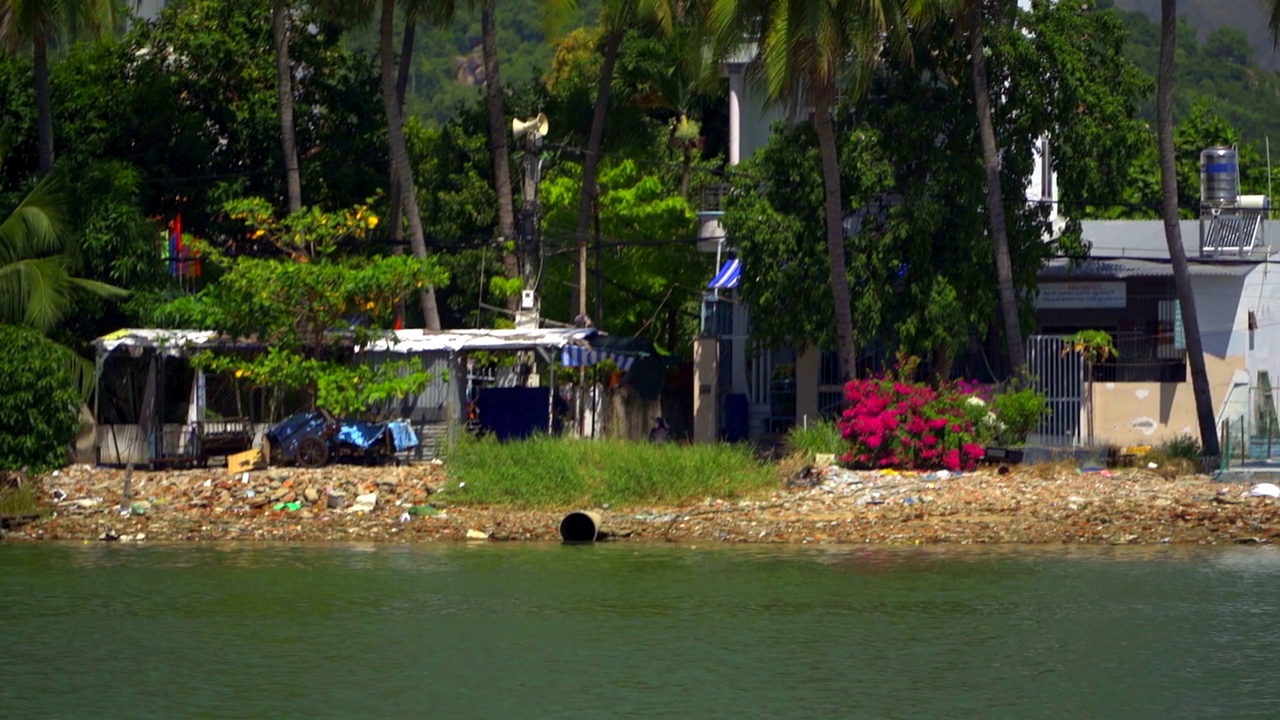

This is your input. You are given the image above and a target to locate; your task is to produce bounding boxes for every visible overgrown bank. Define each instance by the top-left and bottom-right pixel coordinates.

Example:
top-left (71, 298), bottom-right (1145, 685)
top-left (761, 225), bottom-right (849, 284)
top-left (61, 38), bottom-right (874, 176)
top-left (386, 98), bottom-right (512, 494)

top-left (440, 436), bottom-right (777, 508)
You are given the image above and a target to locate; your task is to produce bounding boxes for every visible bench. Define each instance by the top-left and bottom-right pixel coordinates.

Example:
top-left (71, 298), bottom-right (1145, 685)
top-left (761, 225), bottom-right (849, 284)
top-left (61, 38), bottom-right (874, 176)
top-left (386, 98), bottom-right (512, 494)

top-left (196, 418), bottom-right (255, 467)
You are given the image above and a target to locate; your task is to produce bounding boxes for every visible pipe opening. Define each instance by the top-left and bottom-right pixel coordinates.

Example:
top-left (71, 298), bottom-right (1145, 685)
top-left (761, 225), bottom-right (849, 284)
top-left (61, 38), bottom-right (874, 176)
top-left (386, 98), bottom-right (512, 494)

top-left (559, 511), bottom-right (600, 543)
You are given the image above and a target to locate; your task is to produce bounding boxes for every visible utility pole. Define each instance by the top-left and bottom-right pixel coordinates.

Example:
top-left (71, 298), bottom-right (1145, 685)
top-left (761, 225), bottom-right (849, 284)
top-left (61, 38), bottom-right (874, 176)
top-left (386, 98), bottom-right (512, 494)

top-left (512, 113), bottom-right (548, 328)
top-left (593, 196), bottom-right (603, 326)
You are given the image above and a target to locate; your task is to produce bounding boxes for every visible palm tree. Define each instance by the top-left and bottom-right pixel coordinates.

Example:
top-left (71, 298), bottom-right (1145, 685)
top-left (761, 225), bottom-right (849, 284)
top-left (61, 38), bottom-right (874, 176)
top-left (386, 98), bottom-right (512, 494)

top-left (1159, 0), bottom-right (1219, 456)
top-left (272, 0), bottom-right (303, 213)
top-left (0, 0), bottom-right (119, 174)
top-left (378, 0), bottom-right (442, 329)
top-left (571, 6), bottom-right (626, 320)
top-left (1, 174), bottom-right (126, 393)
top-left (479, 0), bottom-right (521, 312)
top-left (708, 0), bottom-right (906, 381)
top-left (962, 1), bottom-right (1023, 372)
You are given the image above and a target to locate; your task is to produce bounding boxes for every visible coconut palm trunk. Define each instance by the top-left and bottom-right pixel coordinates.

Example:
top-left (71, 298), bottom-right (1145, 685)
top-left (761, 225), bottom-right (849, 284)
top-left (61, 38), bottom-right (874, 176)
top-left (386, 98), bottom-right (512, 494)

top-left (574, 28), bottom-right (623, 320)
top-left (479, 0), bottom-right (521, 313)
top-left (379, 0), bottom-right (440, 329)
top-left (1158, 0), bottom-right (1220, 457)
top-left (811, 85), bottom-right (858, 381)
top-left (967, 3), bottom-right (1024, 372)
top-left (273, 0), bottom-right (303, 213)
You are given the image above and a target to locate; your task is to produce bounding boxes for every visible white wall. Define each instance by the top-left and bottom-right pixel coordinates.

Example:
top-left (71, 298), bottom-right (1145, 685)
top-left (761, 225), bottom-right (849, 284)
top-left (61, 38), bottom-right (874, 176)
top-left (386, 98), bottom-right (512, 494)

top-left (135, 0), bottom-right (168, 21)
top-left (1237, 262), bottom-right (1280, 386)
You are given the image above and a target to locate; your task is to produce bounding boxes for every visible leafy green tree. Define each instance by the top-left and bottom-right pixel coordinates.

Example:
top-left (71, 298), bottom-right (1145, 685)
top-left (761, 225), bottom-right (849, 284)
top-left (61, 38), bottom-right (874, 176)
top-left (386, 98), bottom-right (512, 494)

top-left (0, 0), bottom-right (119, 173)
top-left (709, 0), bottom-right (909, 381)
top-left (541, 158), bottom-right (699, 345)
top-left (723, 0), bottom-right (1148, 378)
top-left (156, 197), bottom-right (450, 416)
top-left (0, 324), bottom-right (80, 471)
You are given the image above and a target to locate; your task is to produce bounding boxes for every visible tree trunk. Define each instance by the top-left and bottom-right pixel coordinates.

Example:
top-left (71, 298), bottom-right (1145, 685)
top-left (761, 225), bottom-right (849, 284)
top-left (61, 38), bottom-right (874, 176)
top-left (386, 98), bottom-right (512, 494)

top-left (33, 35), bottom-right (53, 174)
top-left (1158, 0), bottom-right (1220, 457)
top-left (380, 0), bottom-right (441, 329)
top-left (481, 0), bottom-right (520, 313)
top-left (574, 29), bottom-right (623, 320)
top-left (968, 7), bottom-right (1025, 372)
top-left (390, 11), bottom-right (417, 328)
top-left (273, 0), bottom-right (303, 213)
top-left (812, 86), bottom-right (857, 382)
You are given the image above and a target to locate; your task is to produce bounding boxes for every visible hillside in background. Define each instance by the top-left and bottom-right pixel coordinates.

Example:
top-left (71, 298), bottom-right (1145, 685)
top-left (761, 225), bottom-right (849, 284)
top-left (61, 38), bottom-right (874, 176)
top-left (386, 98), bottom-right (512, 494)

top-left (345, 0), bottom-right (599, 124)
top-left (1110, 0), bottom-right (1280, 71)
top-left (1101, 0), bottom-right (1280, 148)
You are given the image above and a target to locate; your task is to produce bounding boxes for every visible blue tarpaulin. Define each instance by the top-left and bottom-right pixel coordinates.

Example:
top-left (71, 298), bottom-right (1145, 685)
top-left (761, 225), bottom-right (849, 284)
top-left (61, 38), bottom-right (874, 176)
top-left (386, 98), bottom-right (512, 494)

top-left (560, 346), bottom-right (637, 370)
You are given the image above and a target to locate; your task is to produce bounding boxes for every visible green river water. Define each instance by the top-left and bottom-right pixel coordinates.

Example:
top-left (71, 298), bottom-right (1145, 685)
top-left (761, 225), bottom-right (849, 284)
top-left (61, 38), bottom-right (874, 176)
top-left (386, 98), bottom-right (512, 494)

top-left (3, 542), bottom-right (1279, 719)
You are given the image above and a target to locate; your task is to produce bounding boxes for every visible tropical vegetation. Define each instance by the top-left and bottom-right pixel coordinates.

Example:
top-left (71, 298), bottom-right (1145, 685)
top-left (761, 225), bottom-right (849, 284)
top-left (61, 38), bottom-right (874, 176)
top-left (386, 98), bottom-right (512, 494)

top-left (2, 0), bottom-right (1278, 470)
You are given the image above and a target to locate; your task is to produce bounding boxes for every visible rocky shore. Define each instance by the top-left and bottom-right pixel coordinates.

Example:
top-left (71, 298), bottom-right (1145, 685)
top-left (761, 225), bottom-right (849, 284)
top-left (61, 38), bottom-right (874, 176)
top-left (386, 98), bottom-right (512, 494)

top-left (5, 462), bottom-right (1280, 545)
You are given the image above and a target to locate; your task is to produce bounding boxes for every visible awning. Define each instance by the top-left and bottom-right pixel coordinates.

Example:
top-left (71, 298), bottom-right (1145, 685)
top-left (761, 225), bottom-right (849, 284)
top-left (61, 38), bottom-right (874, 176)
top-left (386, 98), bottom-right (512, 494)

top-left (707, 258), bottom-right (741, 289)
top-left (559, 346), bottom-right (637, 370)
top-left (93, 329), bottom-right (257, 357)
top-left (362, 328), bottom-right (597, 354)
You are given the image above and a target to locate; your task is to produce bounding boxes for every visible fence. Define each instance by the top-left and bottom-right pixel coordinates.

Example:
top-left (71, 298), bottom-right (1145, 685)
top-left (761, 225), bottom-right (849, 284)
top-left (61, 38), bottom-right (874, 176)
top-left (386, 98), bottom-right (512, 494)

top-left (1219, 379), bottom-right (1280, 467)
top-left (1026, 335), bottom-right (1084, 446)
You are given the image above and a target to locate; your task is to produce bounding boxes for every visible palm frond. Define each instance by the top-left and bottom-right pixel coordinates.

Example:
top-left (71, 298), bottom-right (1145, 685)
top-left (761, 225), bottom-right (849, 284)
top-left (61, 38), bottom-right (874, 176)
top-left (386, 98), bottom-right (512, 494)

top-left (0, 173), bottom-right (67, 264)
top-left (0, 255), bottom-right (72, 330)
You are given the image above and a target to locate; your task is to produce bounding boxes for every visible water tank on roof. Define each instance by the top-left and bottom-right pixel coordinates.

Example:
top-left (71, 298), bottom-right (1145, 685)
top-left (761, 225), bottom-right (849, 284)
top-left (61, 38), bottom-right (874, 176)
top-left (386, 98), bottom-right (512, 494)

top-left (1200, 146), bottom-right (1239, 208)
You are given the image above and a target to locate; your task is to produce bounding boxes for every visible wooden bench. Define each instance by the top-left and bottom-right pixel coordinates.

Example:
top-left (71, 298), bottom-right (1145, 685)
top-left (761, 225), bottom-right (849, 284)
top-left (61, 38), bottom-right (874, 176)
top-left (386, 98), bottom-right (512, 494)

top-left (196, 418), bottom-right (255, 467)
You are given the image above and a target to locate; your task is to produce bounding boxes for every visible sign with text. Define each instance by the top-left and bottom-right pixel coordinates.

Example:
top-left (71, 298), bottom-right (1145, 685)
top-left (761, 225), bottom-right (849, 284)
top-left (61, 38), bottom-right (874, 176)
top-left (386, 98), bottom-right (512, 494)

top-left (1034, 282), bottom-right (1127, 310)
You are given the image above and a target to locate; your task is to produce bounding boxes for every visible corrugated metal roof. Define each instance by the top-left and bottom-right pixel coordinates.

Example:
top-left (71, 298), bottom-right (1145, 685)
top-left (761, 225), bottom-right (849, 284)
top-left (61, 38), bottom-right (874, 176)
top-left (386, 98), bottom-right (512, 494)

top-left (1040, 257), bottom-right (1255, 278)
top-left (93, 329), bottom-right (247, 356)
top-left (1078, 219), bottom-right (1201, 260)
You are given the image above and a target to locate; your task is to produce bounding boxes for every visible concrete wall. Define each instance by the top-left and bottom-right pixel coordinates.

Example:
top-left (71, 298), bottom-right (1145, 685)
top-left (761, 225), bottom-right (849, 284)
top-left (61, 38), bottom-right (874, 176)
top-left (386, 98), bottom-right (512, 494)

top-left (1091, 354), bottom-right (1245, 445)
top-left (135, 0), bottom-right (168, 21)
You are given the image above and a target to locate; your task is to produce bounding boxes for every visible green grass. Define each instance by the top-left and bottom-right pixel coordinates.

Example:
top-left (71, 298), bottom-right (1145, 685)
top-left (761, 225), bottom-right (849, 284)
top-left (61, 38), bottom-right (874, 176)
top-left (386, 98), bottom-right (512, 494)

top-left (785, 420), bottom-right (846, 459)
top-left (0, 485), bottom-right (42, 517)
top-left (439, 435), bottom-right (778, 508)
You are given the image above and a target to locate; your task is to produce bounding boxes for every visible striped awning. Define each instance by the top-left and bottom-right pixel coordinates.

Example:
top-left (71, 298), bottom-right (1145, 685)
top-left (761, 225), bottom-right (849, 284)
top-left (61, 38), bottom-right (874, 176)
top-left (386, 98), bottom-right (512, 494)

top-left (560, 345), bottom-right (637, 370)
top-left (707, 258), bottom-right (741, 289)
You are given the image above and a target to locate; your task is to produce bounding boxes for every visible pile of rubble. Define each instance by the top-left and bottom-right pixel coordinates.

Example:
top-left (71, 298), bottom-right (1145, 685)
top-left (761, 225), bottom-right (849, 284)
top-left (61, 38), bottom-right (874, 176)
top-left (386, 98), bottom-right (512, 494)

top-left (7, 462), bottom-right (1280, 545)
top-left (18, 463), bottom-right (566, 543)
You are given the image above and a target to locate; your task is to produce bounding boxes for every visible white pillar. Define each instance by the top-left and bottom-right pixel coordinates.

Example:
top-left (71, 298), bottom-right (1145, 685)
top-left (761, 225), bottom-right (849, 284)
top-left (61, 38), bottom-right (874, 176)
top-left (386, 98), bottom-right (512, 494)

top-left (728, 67), bottom-right (743, 167)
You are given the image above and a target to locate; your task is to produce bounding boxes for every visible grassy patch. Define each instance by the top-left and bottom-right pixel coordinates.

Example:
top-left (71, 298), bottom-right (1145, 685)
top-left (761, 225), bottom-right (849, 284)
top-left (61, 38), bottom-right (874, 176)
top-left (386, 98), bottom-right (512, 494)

top-left (785, 420), bottom-right (846, 459)
top-left (0, 485), bottom-right (43, 517)
top-left (440, 435), bottom-right (778, 508)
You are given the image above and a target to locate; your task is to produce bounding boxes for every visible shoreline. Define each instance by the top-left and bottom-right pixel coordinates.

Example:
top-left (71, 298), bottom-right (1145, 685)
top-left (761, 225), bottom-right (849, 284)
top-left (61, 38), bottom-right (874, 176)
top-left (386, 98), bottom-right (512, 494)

top-left (5, 462), bottom-right (1280, 546)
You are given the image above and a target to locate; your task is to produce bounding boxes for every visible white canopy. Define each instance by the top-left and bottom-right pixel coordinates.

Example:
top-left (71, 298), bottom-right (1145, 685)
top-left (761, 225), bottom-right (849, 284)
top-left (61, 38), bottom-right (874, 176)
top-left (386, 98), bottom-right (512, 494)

top-left (359, 328), bottom-right (597, 354)
top-left (93, 329), bottom-right (226, 356)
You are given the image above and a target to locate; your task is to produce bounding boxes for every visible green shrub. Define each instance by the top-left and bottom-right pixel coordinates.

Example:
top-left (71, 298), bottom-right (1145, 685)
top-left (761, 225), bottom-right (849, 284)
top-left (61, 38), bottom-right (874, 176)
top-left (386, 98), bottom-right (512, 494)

top-left (991, 387), bottom-right (1050, 446)
top-left (786, 420), bottom-right (845, 458)
top-left (442, 434), bottom-right (776, 508)
top-left (1158, 434), bottom-right (1202, 460)
top-left (0, 326), bottom-right (81, 472)
top-left (0, 484), bottom-right (42, 517)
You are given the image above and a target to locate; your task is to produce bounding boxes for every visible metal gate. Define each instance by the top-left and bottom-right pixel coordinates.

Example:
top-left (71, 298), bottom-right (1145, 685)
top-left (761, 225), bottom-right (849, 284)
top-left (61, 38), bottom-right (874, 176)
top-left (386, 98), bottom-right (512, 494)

top-left (1026, 335), bottom-right (1083, 446)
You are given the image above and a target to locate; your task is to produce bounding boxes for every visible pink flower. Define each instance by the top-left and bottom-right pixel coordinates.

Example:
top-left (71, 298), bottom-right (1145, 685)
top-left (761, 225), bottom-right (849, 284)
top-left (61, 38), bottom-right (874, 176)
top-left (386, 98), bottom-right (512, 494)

top-left (942, 449), bottom-right (961, 471)
top-left (962, 443), bottom-right (985, 460)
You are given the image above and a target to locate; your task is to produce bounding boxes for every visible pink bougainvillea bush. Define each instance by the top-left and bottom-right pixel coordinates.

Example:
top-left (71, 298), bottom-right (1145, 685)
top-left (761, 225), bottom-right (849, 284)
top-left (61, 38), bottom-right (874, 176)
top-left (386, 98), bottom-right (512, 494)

top-left (837, 374), bottom-right (988, 472)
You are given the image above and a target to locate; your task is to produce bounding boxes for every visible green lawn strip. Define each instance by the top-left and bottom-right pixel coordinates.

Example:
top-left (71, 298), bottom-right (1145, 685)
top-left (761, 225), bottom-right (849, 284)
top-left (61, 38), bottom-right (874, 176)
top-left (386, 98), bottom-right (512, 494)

top-left (441, 435), bottom-right (777, 509)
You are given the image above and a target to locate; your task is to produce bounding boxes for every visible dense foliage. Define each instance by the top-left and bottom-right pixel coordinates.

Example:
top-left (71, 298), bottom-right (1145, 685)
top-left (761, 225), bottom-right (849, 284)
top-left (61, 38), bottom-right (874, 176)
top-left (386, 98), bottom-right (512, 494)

top-left (0, 325), bottom-right (80, 472)
top-left (155, 198), bottom-right (450, 417)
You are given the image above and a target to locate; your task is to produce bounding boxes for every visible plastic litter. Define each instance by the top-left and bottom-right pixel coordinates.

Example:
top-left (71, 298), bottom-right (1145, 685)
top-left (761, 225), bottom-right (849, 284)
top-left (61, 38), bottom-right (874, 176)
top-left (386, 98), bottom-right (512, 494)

top-left (465, 529), bottom-right (489, 539)
top-left (1248, 483), bottom-right (1280, 498)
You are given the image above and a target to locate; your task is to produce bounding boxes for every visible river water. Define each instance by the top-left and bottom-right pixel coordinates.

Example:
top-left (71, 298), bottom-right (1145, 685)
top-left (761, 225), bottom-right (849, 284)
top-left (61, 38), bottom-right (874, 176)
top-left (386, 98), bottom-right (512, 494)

top-left (3, 542), bottom-right (1280, 718)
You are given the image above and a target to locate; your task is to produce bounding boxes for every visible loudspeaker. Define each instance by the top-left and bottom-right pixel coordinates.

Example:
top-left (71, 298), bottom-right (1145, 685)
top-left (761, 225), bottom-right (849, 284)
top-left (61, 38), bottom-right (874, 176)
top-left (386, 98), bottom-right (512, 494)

top-left (511, 113), bottom-right (549, 141)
